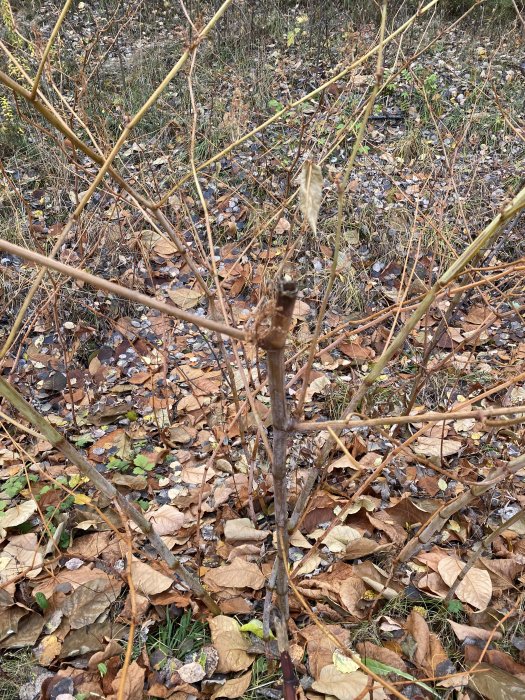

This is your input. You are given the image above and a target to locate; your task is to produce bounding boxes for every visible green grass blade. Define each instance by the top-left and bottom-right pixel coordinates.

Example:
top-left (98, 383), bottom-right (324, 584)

top-left (363, 658), bottom-right (441, 697)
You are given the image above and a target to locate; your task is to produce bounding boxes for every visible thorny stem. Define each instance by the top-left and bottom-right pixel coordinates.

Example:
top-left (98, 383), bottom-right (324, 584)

top-left (0, 377), bottom-right (220, 615)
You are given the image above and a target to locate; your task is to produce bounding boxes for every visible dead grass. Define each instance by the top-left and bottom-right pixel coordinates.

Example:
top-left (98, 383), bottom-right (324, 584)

top-left (0, 650), bottom-right (39, 700)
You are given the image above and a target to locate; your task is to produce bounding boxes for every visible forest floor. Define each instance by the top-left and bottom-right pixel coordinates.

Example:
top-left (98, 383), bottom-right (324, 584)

top-left (1, 1), bottom-right (525, 699)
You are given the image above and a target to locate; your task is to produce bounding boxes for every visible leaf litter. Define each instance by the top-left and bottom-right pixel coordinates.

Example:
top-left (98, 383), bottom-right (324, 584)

top-left (0, 1), bottom-right (525, 699)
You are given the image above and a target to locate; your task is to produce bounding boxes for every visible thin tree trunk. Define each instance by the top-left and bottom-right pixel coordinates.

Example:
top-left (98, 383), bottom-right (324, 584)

top-left (258, 278), bottom-right (297, 621)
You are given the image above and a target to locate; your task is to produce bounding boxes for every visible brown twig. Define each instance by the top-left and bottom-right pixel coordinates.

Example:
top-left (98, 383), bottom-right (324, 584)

top-left (399, 452), bottom-right (525, 561)
top-left (293, 404), bottom-right (525, 432)
top-left (0, 239), bottom-right (245, 341)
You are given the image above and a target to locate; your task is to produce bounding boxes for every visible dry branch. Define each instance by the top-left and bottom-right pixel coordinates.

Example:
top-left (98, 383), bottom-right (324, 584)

top-left (399, 452), bottom-right (525, 562)
top-left (294, 405), bottom-right (525, 432)
top-left (0, 239), bottom-right (245, 341)
top-left (30, 0), bottom-right (73, 100)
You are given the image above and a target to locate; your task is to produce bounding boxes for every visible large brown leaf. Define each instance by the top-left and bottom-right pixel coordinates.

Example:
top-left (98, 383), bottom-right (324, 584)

top-left (211, 669), bottom-right (252, 698)
top-left (107, 661), bottom-right (145, 700)
top-left (438, 557), bottom-right (492, 610)
top-left (224, 518), bottom-right (270, 543)
top-left (63, 575), bottom-right (122, 628)
top-left (405, 610), bottom-right (429, 669)
top-left (299, 624), bottom-right (350, 679)
top-left (203, 558), bottom-right (265, 591)
top-left (130, 557), bottom-right (173, 596)
top-left (209, 616), bottom-right (253, 673)
top-left (311, 665), bottom-right (369, 700)
top-left (0, 612), bottom-right (44, 648)
top-left (468, 664), bottom-right (525, 700)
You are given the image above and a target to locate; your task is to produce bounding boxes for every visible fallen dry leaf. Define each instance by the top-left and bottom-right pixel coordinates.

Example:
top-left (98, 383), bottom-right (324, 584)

top-left (305, 375), bottom-right (331, 403)
top-left (0, 499), bottom-right (37, 530)
top-left (405, 610), bottom-right (429, 669)
top-left (63, 575), bottom-right (122, 628)
top-left (108, 660), bottom-right (145, 700)
top-left (211, 669), bottom-right (252, 698)
top-left (356, 641), bottom-right (406, 672)
top-left (209, 616), bottom-right (253, 673)
top-left (343, 537), bottom-right (392, 559)
top-left (300, 625), bottom-right (350, 679)
top-left (293, 552), bottom-right (323, 576)
top-left (448, 620), bottom-right (502, 641)
top-left (33, 634), bottom-right (62, 665)
top-left (311, 664), bottom-right (369, 700)
top-left (468, 663), bottom-right (525, 700)
top-left (130, 557), bottom-right (173, 596)
top-left (181, 463), bottom-right (216, 484)
top-left (438, 557), bottom-right (492, 610)
top-left (0, 612), bottom-right (44, 648)
top-left (224, 518), bottom-right (270, 543)
top-left (311, 525), bottom-right (360, 553)
top-left (299, 160), bottom-right (323, 234)
top-left (338, 576), bottom-right (366, 619)
top-left (168, 286), bottom-right (204, 309)
top-left (60, 621), bottom-right (126, 659)
top-left (203, 558), bottom-right (265, 591)
top-left (2, 533), bottom-right (43, 579)
top-left (88, 640), bottom-right (124, 670)
top-left (327, 455), bottom-right (360, 472)
top-left (143, 504), bottom-right (184, 536)
top-left (0, 606), bottom-right (27, 642)
top-left (413, 437), bottom-right (462, 457)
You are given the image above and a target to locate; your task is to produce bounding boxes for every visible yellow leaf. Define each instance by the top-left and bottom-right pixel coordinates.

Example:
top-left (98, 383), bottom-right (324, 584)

top-left (73, 494), bottom-right (92, 505)
top-left (299, 161), bottom-right (323, 234)
top-left (69, 475), bottom-right (89, 489)
top-left (333, 649), bottom-right (360, 673)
